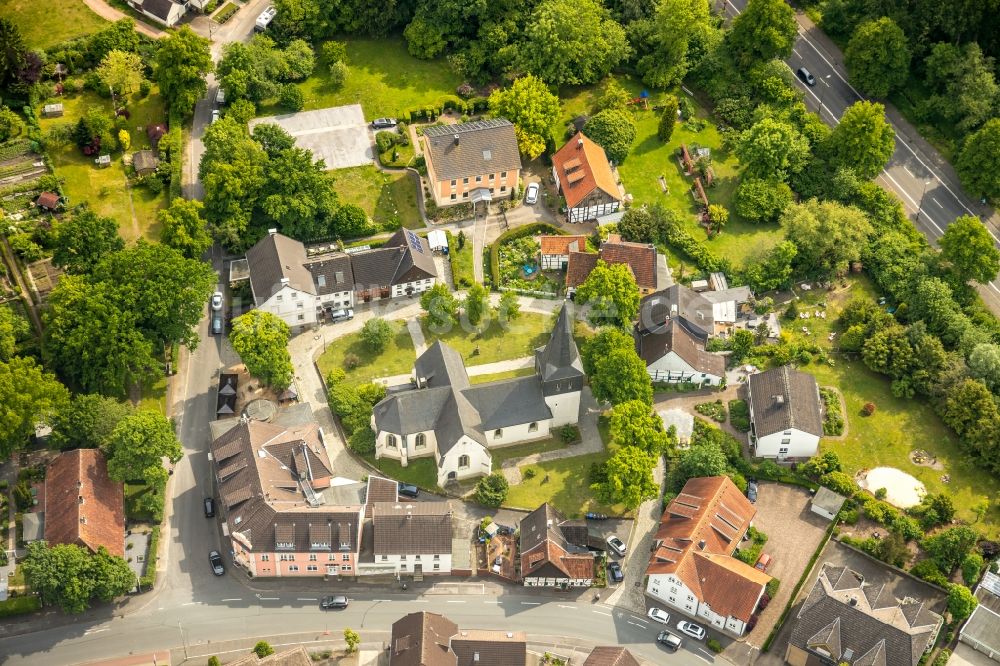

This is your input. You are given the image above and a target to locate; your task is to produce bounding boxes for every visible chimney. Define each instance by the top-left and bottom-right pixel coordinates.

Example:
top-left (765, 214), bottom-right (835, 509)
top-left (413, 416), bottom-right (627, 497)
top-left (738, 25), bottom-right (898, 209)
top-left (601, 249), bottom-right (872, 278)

top-left (775, 395), bottom-right (785, 405)
top-left (268, 228), bottom-right (277, 235)
top-left (453, 134), bottom-right (460, 145)
top-left (849, 597), bottom-right (858, 606)
top-left (698, 540), bottom-right (706, 550)
top-left (280, 277), bottom-right (290, 286)
top-left (577, 138), bottom-right (584, 148)
top-left (670, 304), bottom-right (678, 318)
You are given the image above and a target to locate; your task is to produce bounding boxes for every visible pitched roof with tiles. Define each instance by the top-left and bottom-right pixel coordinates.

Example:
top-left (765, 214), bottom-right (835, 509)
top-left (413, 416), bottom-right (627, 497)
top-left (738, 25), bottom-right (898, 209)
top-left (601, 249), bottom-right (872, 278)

top-left (539, 235), bottom-right (589, 256)
top-left (582, 647), bottom-right (642, 666)
top-left (423, 119), bottom-right (522, 182)
top-left (246, 231), bottom-right (315, 304)
top-left (305, 254), bottom-right (354, 295)
top-left (633, 318), bottom-right (725, 377)
top-left (565, 252), bottom-right (600, 288)
top-left (790, 563), bottom-right (943, 666)
top-left (747, 366), bottom-right (823, 437)
top-left (36, 191), bottom-right (60, 209)
top-left (391, 612), bottom-right (459, 666)
top-left (450, 629), bottom-right (527, 666)
top-left (552, 133), bottom-right (622, 210)
top-left (350, 229), bottom-right (437, 289)
top-left (519, 503), bottom-right (593, 580)
top-left (646, 476), bottom-right (767, 622)
top-left (566, 236), bottom-right (658, 290)
top-left (373, 501), bottom-right (453, 556)
top-left (637, 284), bottom-right (715, 340)
top-left (44, 449), bottom-right (125, 557)
top-left (140, 0), bottom-right (177, 20)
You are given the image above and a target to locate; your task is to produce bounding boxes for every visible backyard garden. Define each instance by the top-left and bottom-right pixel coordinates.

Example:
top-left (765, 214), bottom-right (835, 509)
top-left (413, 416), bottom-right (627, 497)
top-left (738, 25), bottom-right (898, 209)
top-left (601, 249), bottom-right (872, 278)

top-left (1, 0), bottom-right (108, 50)
top-left (419, 311), bottom-right (553, 368)
top-left (316, 320), bottom-right (415, 386)
top-left (496, 236), bottom-right (562, 295)
top-left (328, 165), bottom-right (422, 231)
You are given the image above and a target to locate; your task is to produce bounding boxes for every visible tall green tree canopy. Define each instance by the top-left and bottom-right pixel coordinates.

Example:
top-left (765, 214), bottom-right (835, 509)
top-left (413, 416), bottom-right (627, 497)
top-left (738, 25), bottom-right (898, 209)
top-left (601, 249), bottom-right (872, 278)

top-left (582, 326), bottom-right (635, 377)
top-left (0, 306), bottom-right (28, 362)
top-left (609, 400), bottom-right (673, 455)
top-left (668, 439), bottom-right (728, 492)
top-left (583, 109), bottom-right (637, 164)
top-left (735, 117), bottom-right (810, 181)
top-left (488, 75), bottom-right (560, 159)
top-left (261, 147), bottom-right (339, 239)
top-left (96, 50), bottom-right (144, 98)
top-left (515, 0), bottom-right (628, 86)
top-left (105, 410), bottom-right (182, 484)
top-left (154, 26), bottom-right (214, 116)
top-left (22, 542), bottom-right (135, 614)
top-left (728, 0), bottom-right (798, 66)
top-left (229, 310), bottom-right (294, 390)
top-left (420, 283), bottom-right (459, 331)
top-left (591, 346), bottom-right (653, 406)
top-left (575, 260), bottom-right (640, 328)
top-left (0, 357), bottom-right (69, 461)
top-left (199, 117), bottom-right (269, 245)
top-left (844, 17), bottom-right (911, 98)
top-left (158, 198), bottom-right (213, 260)
top-left (593, 445), bottom-right (657, 510)
top-left (51, 208), bottom-right (124, 275)
top-left (49, 393), bottom-right (135, 452)
top-left (636, 0), bottom-right (714, 89)
top-left (780, 199), bottom-right (873, 278)
top-left (956, 119), bottom-right (1000, 202)
top-left (826, 101), bottom-right (895, 179)
top-left (939, 215), bottom-right (1000, 285)
top-left (0, 18), bottom-right (27, 88)
top-left (923, 42), bottom-right (1000, 134)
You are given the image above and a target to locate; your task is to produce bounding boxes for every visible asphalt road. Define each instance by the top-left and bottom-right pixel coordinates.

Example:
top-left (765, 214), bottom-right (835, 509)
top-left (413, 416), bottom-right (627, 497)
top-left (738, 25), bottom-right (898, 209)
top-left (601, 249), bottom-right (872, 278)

top-left (725, 0), bottom-right (1000, 314)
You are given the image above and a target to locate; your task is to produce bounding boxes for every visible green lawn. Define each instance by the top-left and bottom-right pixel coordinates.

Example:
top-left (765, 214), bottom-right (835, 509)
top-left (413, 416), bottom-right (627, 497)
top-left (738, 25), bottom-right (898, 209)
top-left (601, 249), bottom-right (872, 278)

top-left (490, 436), bottom-right (569, 466)
top-left (1, 0), bottom-right (107, 50)
top-left (316, 321), bottom-right (415, 385)
top-left (470, 367), bottom-right (535, 384)
top-left (447, 230), bottom-right (475, 288)
top-left (124, 480), bottom-right (163, 522)
top-left (0, 595), bottom-right (41, 618)
top-left (328, 165), bottom-right (422, 231)
top-left (505, 451), bottom-right (623, 518)
top-left (420, 312), bottom-right (552, 368)
top-left (137, 375), bottom-right (168, 415)
top-left (285, 38), bottom-right (463, 119)
top-left (377, 141), bottom-right (415, 169)
top-left (38, 89), bottom-right (168, 241)
top-left (362, 454), bottom-right (438, 490)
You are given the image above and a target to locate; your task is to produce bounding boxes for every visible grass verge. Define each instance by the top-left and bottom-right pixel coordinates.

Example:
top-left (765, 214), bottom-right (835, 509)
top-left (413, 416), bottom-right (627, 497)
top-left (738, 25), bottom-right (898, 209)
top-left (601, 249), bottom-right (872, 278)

top-left (316, 320), bottom-right (415, 386)
top-left (490, 436), bottom-right (570, 467)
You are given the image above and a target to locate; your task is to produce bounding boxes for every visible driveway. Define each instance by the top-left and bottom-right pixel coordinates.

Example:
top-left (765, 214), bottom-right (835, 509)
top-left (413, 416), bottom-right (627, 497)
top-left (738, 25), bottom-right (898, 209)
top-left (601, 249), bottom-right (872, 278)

top-left (248, 105), bottom-right (374, 170)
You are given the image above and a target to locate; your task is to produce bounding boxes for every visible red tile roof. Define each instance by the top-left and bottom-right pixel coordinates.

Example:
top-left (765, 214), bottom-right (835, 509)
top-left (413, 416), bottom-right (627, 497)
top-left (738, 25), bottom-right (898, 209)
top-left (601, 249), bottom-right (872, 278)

top-left (646, 476), bottom-right (768, 622)
top-left (539, 235), bottom-right (589, 256)
top-left (36, 192), bottom-right (59, 210)
top-left (552, 133), bottom-right (621, 210)
top-left (565, 252), bottom-right (600, 288)
top-left (565, 236), bottom-right (658, 290)
top-left (44, 449), bottom-right (124, 557)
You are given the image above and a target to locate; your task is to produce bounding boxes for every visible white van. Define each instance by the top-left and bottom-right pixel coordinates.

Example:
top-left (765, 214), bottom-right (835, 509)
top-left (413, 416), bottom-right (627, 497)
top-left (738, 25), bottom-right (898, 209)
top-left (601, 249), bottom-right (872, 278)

top-left (215, 88), bottom-right (225, 105)
top-left (254, 6), bottom-right (277, 32)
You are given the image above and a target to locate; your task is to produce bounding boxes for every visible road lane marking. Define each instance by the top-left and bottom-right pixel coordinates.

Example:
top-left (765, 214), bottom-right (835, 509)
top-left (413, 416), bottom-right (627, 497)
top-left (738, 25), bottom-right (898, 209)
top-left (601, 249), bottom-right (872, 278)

top-left (991, 281), bottom-right (1000, 294)
top-left (182, 602), bottom-right (199, 606)
top-left (932, 197), bottom-right (944, 208)
top-left (903, 166), bottom-right (914, 178)
top-left (880, 170), bottom-right (945, 235)
top-left (593, 610), bottom-right (612, 616)
top-left (627, 621), bottom-right (646, 628)
top-left (793, 49), bottom-right (802, 58)
top-left (413, 600), bottom-right (429, 603)
top-left (373, 599), bottom-right (391, 602)
top-left (221, 598), bottom-right (241, 602)
top-left (558, 604), bottom-right (577, 609)
top-left (258, 597), bottom-right (279, 601)
top-left (521, 602), bottom-right (541, 606)
top-left (297, 598), bottom-right (317, 601)
top-left (84, 628), bottom-right (109, 635)
top-left (446, 600), bottom-right (466, 604)
top-left (483, 600), bottom-right (500, 604)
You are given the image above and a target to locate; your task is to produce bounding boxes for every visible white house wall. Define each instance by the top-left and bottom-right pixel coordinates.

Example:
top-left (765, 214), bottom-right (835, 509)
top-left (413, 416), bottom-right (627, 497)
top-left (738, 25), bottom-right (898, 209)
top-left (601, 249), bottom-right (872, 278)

top-left (374, 552), bottom-right (452, 575)
top-left (374, 429), bottom-right (439, 466)
top-left (524, 575), bottom-right (591, 587)
top-left (567, 201), bottom-right (620, 224)
top-left (755, 428), bottom-right (819, 460)
top-left (484, 420), bottom-right (552, 447)
top-left (545, 393), bottom-right (580, 427)
top-left (647, 573), bottom-right (751, 636)
top-left (391, 278), bottom-right (436, 298)
top-left (437, 437), bottom-right (492, 485)
top-left (541, 254), bottom-right (570, 271)
top-left (315, 290), bottom-right (354, 310)
top-left (646, 351), bottom-right (722, 386)
top-left (258, 285), bottom-right (318, 328)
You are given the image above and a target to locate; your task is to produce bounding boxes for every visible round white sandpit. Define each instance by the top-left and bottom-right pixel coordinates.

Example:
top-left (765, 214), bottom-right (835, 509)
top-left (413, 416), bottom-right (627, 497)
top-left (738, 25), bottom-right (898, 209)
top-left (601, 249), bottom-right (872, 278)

top-left (858, 467), bottom-right (926, 508)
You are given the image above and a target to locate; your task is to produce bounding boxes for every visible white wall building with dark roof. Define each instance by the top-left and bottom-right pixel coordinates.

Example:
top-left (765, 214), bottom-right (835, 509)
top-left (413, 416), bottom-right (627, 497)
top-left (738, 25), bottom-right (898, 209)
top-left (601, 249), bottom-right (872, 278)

top-left (747, 366), bottom-right (823, 460)
top-left (960, 571), bottom-right (1000, 661)
top-left (372, 501), bottom-right (453, 576)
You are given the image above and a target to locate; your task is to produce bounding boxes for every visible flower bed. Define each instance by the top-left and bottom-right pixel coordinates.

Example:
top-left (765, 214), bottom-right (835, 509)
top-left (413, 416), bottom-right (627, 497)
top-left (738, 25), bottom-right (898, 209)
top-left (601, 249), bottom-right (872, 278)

top-left (694, 400), bottom-right (727, 422)
top-left (497, 235), bottom-right (560, 294)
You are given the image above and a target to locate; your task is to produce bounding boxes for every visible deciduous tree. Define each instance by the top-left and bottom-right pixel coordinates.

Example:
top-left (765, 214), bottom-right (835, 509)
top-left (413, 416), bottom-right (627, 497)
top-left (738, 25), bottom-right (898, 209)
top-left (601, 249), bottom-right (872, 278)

top-left (735, 117), bottom-right (810, 180)
top-left (956, 119), bottom-right (1000, 202)
top-left (636, 0), bottom-right (713, 89)
top-left (575, 260), bottom-right (640, 328)
top-left (51, 208), bottom-right (124, 275)
top-left (948, 584), bottom-right (979, 622)
top-left (158, 198), bottom-right (212, 260)
top-left (199, 118), bottom-right (268, 247)
top-left (939, 215), bottom-right (1000, 285)
top-left (592, 346), bottom-right (652, 406)
top-left (728, 0), bottom-right (797, 66)
top-left (922, 525), bottom-right (981, 572)
top-left (420, 283), bottom-right (459, 331)
top-left (924, 42), bottom-right (1000, 134)
top-left (49, 393), bottom-right (134, 452)
top-left (0, 105), bottom-right (21, 142)
top-left (105, 410), bottom-right (181, 484)
top-left (583, 109), bottom-right (636, 164)
top-left (968, 343), bottom-right (1000, 392)
top-left (780, 199), bottom-right (873, 278)
top-left (488, 76), bottom-right (560, 159)
top-left (741, 241), bottom-right (797, 291)
top-left (360, 318), bottom-right (392, 353)
top-left (609, 400), bottom-right (673, 455)
top-left (0, 357), bottom-right (69, 461)
top-left (230, 310), bottom-right (294, 390)
top-left (497, 290), bottom-right (521, 324)
top-left (582, 327), bottom-right (634, 376)
top-left (594, 445), bottom-right (657, 510)
top-left (344, 629), bottom-right (361, 654)
top-left (96, 50), bottom-right (144, 99)
top-left (844, 18), bottom-right (910, 98)
top-left (826, 101), bottom-right (895, 179)
top-left (22, 542), bottom-right (134, 614)
top-left (154, 26), bottom-right (213, 116)
top-left (474, 473), bottom-right (509, 507)
top-left (0, 306), bottom-right (28, 362)
top-left (734, 177), bottom-right (793, 223)
top-left (260, 146), bottom-right (338, 239)
top-left (463, 283), bottom-right (490, 328)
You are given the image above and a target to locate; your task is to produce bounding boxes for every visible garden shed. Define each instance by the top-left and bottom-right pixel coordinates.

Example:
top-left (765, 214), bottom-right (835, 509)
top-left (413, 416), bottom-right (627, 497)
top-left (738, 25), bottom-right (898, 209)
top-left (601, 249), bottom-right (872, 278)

top-left (427, 229), bottom-right (448, 253)
top-left (132, 150), bottom-right (159, 177)
top-left (42, 103), bottom-right (64, 118)
top-left (36, 192), bottom-right (60, 211)
top-left (810, 486), bottom-right (846, 521)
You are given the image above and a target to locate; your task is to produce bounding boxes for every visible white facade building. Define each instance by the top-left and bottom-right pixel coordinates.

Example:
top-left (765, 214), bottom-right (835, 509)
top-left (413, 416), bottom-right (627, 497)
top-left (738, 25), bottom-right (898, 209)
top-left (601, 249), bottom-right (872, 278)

top-left (747, 366), bottom-right (824, 460)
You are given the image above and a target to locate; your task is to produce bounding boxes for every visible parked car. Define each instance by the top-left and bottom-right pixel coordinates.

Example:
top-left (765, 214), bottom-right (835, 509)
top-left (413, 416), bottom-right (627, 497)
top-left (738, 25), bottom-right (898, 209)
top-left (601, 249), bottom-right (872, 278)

top-left (606, 535), bottom-right (627, 557)
top-left (216, 88), bottom-right (226, 105)
top-left (211, 291), bottom-right (223, 311)
top-left (320, 595), bottom-right (349, 609)
top-left (211, 109), bottom-right (220, 123)
top-left (328, 308), bottom-right (354, 323)
top-left (677, 620), bottom-right (707, 640)
top-left (607, 561), bottom-right (624, 583)
top-left (747, 479), bottom-right (758, 503)
top-left (525, 182), bottom-right (539, 205)
top-left (657, 631), bottom-right (682, 652)
top-left (647, 607), bottom-right (670, 625)
top-left (755, 552), bottom-right (772, 572)
top-left (371, 118), bottom-right (398, 129)
top-left (209, 550), bottom-right (225, 576)
top-left (211, 312), bottom-right (223, 336)
top-left (796, 67), bottom-right (816, 86)
top-left (398, 482), bottom-right (419, 499)
top-left (203, 497), bottom-right (215, 518)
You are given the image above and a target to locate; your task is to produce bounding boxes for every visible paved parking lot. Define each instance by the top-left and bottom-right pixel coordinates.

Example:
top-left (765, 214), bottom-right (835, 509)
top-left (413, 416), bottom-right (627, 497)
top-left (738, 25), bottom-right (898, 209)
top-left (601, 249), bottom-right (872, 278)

top-left (248, 104), bottom-right (373, 169)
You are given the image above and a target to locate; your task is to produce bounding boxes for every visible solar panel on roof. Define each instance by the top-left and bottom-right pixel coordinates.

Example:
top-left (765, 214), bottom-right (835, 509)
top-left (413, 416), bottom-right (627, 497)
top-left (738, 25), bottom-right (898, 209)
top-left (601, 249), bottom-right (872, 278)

top-left (405, 230), bottom-right (424, 253)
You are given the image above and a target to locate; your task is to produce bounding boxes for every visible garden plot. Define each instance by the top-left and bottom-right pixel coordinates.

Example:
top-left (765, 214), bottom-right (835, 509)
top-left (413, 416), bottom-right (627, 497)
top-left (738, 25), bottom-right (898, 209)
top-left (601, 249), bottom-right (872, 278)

top-left (249, 104), bottom-right (374, 170)
top-left (0, 141), bottom-right (47, 190)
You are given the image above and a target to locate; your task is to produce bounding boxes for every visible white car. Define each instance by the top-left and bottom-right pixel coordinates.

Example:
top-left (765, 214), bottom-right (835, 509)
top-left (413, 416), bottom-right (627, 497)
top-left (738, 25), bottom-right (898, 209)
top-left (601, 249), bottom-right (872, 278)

top-left (677, 620), bottom-right (707, 640)
top-left (647, 608), bottom-right (670, 625)
top-left (525, 182), bottom-right (539, 205)
top-left (606, 535), bottom-right (626, 557)
top-left (211, 109), bottom-right (220, 124)
top-left (210, 291), bottom-right (223, 311)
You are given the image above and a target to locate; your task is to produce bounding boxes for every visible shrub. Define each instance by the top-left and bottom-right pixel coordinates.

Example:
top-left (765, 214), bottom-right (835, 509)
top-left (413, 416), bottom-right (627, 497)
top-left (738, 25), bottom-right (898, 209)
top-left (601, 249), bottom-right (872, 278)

top-left (962, 552), bottom-right (985, 586)
top-left (819, 471), bottom-right (858, 496)
top-left (765, 577), bottom-right (781, 598)
top-left (254, 641), bottom-right (275, 658)
top-left (875, 487), bottom-right (887, 500)
top-left (375, 131), bottom-right (395, 154)
top-left (360, 317), bottom-right (392, 353)
top-left (523, 468), bottom-right (537, 480)
top-left (728, 400), bottom-right (751, 432)
top-left (348, 428), bottom-right (375, 454)
top-left (707, 639), bottom-right (723, 653)
top-left (694, 400), bottom-right (726, 422)
top-left (208, 658), bottom-right (221, 666)
top-left (343, 353), bottom-right (360, 370)
top-left (819, 388), bottom-right (845, 436)
top-left (560, 425), bottom-right (579, 443)
top-left (474, 473), bottom-right (509, 507)
top-left (279, 85), bottom-right (304, 111)
top-left (862, 402), bottom-right (876, 416)
top-left (932, 650), bottom-right (951, 666)
top-left (910, 559), bottom-right (948, 587)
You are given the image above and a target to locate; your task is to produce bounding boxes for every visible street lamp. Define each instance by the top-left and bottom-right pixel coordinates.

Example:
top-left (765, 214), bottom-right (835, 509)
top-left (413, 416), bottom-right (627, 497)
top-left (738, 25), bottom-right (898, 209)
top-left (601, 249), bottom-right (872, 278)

top-left (917, 180), bottom-right (933, 222)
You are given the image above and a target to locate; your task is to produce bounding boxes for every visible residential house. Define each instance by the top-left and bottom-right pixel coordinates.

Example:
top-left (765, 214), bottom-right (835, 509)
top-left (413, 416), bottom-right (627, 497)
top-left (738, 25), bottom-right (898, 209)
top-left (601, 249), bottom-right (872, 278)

top-left (43, 449), bottom-right (125, 557)
top-left (372, 307), bottom-right (584, 486)
top-left (637, 284), bottom-right (722, 342)
top-left (539, 235), bottom-right (589, 271)
top-left (646, 476), bottom-right (770, 636)
top-left (243, 229), bottom-right (435, 329)
top-left (786, 563), bottom-right (943, 666)
top-left (389, 612), bottom-right (527, 666)
top-left (811, 487), bottom-right (846, 522)
top-left (519, 503), bottom-right (594, 588)
top-left (551, 133), bottom-right (623, 224)
top-left (373, 501), bottom-right (453, 576)
top-left (583, 647), bottom-right (642, 666)
top-left (747, 366), bottom-right (823, 460)
top-left (422, 120), bottom-right (522, 208)
top-left (127, 0), bottom-right (187, 27)
top-left (959, 570), bottom-right (1000, 661)
top-left (701, 286), bottom-right (753, 333)
top-left (634, 318), bottom-right (725, 386)
top-left (566, 234), bottom-right (665, 296)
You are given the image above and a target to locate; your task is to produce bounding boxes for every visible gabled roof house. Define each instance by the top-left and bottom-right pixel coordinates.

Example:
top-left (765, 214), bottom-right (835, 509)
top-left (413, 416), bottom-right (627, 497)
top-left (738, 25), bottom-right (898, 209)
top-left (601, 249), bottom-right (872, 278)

top-left (747, 366), bottom-right (823, 460)
top-left (634, 318), bottom-right (725, 386)
top-left (566, 234), bottom-right (663, 295)
top-left (519, 503), bottom-right (594, 588)
top-left (551, 133), bottom-right (623, 224)
top-left (389, 612), bottom-right (527, 666)
top-left (422, 119), bottom-right (522, 207)
top-left (43, 449), bottom-right (125, 557)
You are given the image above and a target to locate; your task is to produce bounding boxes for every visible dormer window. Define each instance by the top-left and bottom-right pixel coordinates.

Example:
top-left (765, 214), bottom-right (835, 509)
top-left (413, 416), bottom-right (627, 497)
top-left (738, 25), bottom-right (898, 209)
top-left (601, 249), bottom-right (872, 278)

top-left (276, 541), bottom-right (295, 550)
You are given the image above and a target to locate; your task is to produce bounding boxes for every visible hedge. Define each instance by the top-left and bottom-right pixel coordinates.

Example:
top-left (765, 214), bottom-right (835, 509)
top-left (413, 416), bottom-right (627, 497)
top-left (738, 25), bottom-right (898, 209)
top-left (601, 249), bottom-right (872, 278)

top-left (139, 526), bottom-right (160, 590)
top-left (0, 595), bottom-right (41, 618)
top-left (166, 111), bottom-right (183, 202)
top-left (488, 222), bottom-right (565, 287)
top-left (401, 96), bottom-right (489, 123)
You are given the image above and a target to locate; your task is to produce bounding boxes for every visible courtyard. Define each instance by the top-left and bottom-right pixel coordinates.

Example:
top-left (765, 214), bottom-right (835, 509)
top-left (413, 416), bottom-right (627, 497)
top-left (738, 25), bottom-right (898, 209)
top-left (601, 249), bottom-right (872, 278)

top-left (248, 104), bottom-right (374, 171)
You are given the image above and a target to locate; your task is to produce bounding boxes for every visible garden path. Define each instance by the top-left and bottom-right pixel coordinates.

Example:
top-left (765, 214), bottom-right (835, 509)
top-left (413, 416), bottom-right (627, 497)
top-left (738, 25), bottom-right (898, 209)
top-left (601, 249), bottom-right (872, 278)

top-left (82, 0), bottom-right (165, 38)
top-left (406, 318), bottom-right (427, 355)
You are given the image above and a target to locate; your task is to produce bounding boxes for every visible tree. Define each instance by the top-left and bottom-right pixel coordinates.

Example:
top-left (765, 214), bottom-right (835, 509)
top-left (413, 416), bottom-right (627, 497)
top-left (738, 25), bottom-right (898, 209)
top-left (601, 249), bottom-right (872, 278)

top-left (208, 658), bottom-right (221, 666)
top-left (475, 473), bottom-right (509, 507)
top-left (515, 0), bottom-right (628, 86)
top-left (780, 200), bottom-right (873, 278)
top-left (941, 378), bottom-right (1000, 465)
top-left (153, 25), bottom-right (213, 116)
top-left (404, 17), bottom-right (448, 58)
top-left (49, 393), bottom-right (134, 451)
top-left (947, 584), bottom-right (979, 622)
top-left (575, 260), bottom-right (640, 328)
top-left (968, 343), bottom-right (1000, 392)
top-left (0, 357), bottom-right (69, 461)
top-left (0, 18), bottom-right (26, 88)
top-left (21, 542), bottom-right (134, 614)
top-left (609, 400), bottom-right (672, 455)
top-left (729, 328), bottom-right (755, 363)
top-left (463, 283), bottom-right (490, 328)
top-left (0, 105), bottom-right (22, 142)
top-left (956, 119), bottom-right (1000, 202)
top-left (321, 41), bottom-right (347, 65)
top-left (707, 204), bottom-right (729, 234)
top-left (583, 109), bottom-right (636, 165)
top-left (844, 18), bottom-right (910, 99)
top-left (420, 283), bottom-right (459, 331)
top-left (344, 628), bottom-right (361, 654)
top-left (118, 129), bottom-right (130, 151)
top-left (279, 84), bottom-right (305, 111)
top-left (229, 311), bottom-right (294, 390)
top-left (940, 215), bottom-right (1000, 285)
top-left (962, 552), bottom-right (985, 586)
top-left (594, 446), bottom-right (657, 510)
top-left (741, 241), bottom-right (797, 292)
top-left (360, 318), bottom-right (392, 353)
top-left (158, 198), bottom-right (212, 260)
top-left (88, 19), bottom-right (140, 63)
top-left (923, 525), bottom-right (981, 573)
top-left (51, 209), bottom-right (124, 274)
top-left (924, 42), bottom-right (1000, 134)
top-left (728, 0), bottom-right (797, 66)
top-left (251, 123), bottom-right (297, 158)
top-left (735, 118), bottom-right (810, 181)
top-left (497, 290), bottom-right (521, 324)
top-left (488, 76), bottom-right (560, 159)
top-left (105, 410), bottom-right (181, 486)
top-left (253, 642), bottom-right (275, 658)
top-left (636, 0), bottom-right (714, 89)
top-left (594, 80), bottom-right (632, 114)
top-left (199, 118), bottom-right (268, 246)
top-left (657, 96), bottom-right (679, 142)
top-left (96, 50), bottom-right (144, 98)
top-left (826, 102), bottom-right (895, 179)
top-left (260, 146), bottom-right (338, 238)
top-left (0, 305), bottom-right (28, 362)
top-left (582, 327), bottom-right (634, 376)
top-left (282, 39), bottom-right (315, 79)
top-left (734, 177), bottom-right (793, 223)
top-left (329, 60), bottom-right (349, 87)
top-left (669, 440), bottom-right (728, 491)
top-left (592, 347), bottom-right (653, 406)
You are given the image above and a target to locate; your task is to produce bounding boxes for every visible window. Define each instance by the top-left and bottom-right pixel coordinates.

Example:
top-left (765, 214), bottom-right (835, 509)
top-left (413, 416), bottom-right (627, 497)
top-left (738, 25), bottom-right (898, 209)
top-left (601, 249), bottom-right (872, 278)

top-left (341, 565), bottom-right (352, 571)
top-left (381, 555), bottom-right (389, 561)
top-left (400, 564), bottom-right (407, 571)
top-left (386, 434), bottom-right (397, 448)
top-left (493, 429), bottom-right (503, 439)
top-left (307, 565), bottom-right (318, 571)
top-left (328, 554), bottom-right (336, 561)
top-left (463, 177), bottom-right (469, 184)
top-left (326, 565), bottom-right (337, 574)
top-left (276, 295), bottom-right (282, 302)
top-left (342, 553), bottom-right (350, 561)
top-left (450, 194), bottom-right (457, 201)
top-left (415, 555), bottom-right (421, 561)
top-left (781, 438), bottom-right (791, 446)
top-left (415, 433), bottom-right (426, 449)
top-left (401, 555), bottom-right (407, 561)
top-left (489, 173), bottom-right (495, 180)
top-left (463, 192), bottom-right (469, 199)
top-left (475, 175), bottom-right (482, 183)
top-left (288, 565), bottom-right (299, 572)
top-left (433, 563), bottom-right (440, 570)
top-left (450, 179), bottom-right (456, 186)
top-left (309, 554), bottom-right (317, 561)
top-left (784, 430), bottom-right (791, 435)
top-left (458, 455), bottom-right (470, 469)
top-left (489, 188), bottom-right (495, 194)
top-left (434, 555), bottom-right (440, 561)
top-left (500, 186), bottom-right (507, 192)
top-left (260, 555), bottom-right (269, 562)
top-left (297, 314), bottom-right (304, 321)
top-left (779, 447), bottom-right (789, 456)
top-left (501, 171), bottom-right (508, 178)
top-left (529, 422), bottom-right (538, 433)
top-left (291, 292), bottom-right (297, 298)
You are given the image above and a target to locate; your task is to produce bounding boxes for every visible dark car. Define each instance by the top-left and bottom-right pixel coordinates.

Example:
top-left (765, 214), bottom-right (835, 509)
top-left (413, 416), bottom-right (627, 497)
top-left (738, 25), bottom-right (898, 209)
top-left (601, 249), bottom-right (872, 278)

top-left (607, 561), bottom-right (624, 583)
top-left (209, 550), bottom-right (225, 576)
top-left (211, 312), bottom-right (223, 336)
top-left (657, 630), bottom-right (682, 652)
top-left (747, 479), bottom-right (759, 503)
top-left (203, 497), bottom-right (215, 518)
top-left (398, 482), bottom-right (419, 499)
top-left (797, 67), bottom-right (816, 86)
top-left (371, 118), bottom-right (398, 129)
top-left (320, 595), bottom-right (349, 609)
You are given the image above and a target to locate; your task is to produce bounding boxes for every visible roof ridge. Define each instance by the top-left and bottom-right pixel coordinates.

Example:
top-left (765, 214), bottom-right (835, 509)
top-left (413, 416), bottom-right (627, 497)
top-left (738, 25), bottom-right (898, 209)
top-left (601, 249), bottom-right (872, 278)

top-left (781, 366), bottom-right (795, 431)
